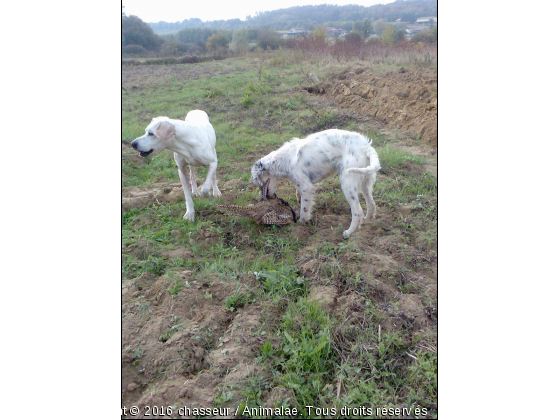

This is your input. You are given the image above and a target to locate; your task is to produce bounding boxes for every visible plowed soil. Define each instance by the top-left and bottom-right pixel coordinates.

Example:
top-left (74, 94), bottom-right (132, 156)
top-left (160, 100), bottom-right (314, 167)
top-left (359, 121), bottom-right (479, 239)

top-left (306, 67), bottom-right (437, 147)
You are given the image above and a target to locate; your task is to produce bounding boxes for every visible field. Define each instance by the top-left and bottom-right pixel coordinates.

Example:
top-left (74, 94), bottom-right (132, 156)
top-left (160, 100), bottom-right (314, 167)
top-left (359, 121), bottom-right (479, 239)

top-left (122, 50), bottom-right (437, 418)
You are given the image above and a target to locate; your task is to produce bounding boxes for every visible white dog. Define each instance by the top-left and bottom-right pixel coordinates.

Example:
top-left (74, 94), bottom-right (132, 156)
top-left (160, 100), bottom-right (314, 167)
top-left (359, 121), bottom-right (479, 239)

top-left (251, 129), bottom-right (381, 238)
top-left (131, 110), bottom-right (221, 221)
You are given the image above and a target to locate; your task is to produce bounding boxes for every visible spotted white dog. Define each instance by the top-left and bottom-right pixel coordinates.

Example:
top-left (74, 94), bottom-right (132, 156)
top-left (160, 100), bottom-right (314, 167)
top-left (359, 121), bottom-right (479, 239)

top-left (251, 129), bottom-right (381, 238)
top-left (131, 110), bottom-right (221, 222)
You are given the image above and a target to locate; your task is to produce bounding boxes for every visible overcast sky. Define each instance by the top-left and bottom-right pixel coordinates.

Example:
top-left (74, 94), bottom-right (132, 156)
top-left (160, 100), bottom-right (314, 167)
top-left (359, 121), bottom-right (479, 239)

top-left (122, 0), bottom-right (394, 23)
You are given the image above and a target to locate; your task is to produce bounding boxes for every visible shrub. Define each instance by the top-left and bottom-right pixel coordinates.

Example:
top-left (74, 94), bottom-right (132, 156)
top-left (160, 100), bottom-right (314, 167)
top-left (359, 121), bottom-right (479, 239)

top-left (176, 42), bottom-right (190, 53)
top-left (206, 33), bottom-right (230, 54)
top-left (122, 44), bottom-right (148, 57)
top-left (373, 18), bottom-right (389, 35)
top-left (230, 29), bottom-right (249, 54)
top-left (411, 27), bottom-right (437, 43)
top-left (381, 26), bottom-right (405, 46)
top-left (257, 27), bottom-right (282, 50)
top-left (159, 39), bottom-right (178, 57)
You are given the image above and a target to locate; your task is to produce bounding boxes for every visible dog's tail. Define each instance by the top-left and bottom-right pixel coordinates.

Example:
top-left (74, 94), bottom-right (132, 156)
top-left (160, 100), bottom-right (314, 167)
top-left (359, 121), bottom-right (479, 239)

top-left (345, 147), bottom-right (381, 175)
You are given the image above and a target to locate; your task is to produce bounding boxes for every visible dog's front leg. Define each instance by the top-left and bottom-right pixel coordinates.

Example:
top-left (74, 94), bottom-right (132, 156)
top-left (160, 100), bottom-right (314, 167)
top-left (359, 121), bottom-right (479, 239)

top-left (200, 161), bottom-right (218, 197)
top-left (298, 182), bottom-right (315, 222)
top-left (177, 163), bottom-right (195, 222)
top-left (189, 166), bottom-right (200, 196)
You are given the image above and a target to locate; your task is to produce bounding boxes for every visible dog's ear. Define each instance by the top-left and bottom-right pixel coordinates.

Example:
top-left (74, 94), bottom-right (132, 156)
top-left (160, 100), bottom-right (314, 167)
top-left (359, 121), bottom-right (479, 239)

top-left (251, 160), bottom-right (265, 185)
top-left (155, 121), bottom-right (176, 141)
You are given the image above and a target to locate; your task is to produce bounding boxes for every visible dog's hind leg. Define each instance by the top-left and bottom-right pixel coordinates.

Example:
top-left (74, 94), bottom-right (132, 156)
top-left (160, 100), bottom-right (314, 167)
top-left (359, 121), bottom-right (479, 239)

top-left (340, 174), bottom-right (364, 239)
top-left (189, 166), bottom-right (200, 196)
top-left (362, 174), bottom-right (376, 220)
top-left (174, 155), bottom-right (195, 221)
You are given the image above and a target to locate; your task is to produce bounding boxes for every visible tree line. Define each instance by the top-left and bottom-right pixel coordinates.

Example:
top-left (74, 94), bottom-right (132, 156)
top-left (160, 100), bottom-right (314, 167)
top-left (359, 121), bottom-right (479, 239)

top-left (148, 1), bottom-right (437, 34)
top-left (122, 4), bottom-right (437, 58)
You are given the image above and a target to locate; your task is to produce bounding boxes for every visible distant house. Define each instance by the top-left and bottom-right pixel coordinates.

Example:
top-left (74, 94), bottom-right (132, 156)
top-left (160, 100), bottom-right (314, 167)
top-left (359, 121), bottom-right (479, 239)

top-left (396, 18), bottom-right (401, 22)
top-left (325, 27), bottom-right (346, 37)
top-left (282, 27), bottom-right (309, 38)
top-left (406, 27), bottom-right (425, 35)
top-left (416, 17), bottom-right (437, 26)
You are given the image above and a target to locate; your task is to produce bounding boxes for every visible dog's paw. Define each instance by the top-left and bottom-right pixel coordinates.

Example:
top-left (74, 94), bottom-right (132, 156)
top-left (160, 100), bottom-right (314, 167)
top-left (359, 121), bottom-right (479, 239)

top-left (213, 189), bottom-right (222, 198)
top-left (183, 211), bottom-right (195, 222)
top-left (200, 187), bottom-right (211, 197)
top-left (342, 230), bottom-right (351, 239)
top-left (299, 213), bottom-right (311, 223)
top-left (192, 188), bottom-right (201, 197)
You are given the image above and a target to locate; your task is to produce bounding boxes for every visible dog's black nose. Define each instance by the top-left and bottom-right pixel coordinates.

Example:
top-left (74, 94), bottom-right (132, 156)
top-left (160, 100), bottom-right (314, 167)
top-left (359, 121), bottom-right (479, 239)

top-left (131, 140), bottom-right (138, 150)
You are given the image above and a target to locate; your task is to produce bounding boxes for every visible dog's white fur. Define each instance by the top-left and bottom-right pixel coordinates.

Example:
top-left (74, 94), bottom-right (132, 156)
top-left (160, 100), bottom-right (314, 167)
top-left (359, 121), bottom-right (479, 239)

top-left (131, 110), bottom-right (221, 221)
top-left (251, 129), bottom-right (381, 238)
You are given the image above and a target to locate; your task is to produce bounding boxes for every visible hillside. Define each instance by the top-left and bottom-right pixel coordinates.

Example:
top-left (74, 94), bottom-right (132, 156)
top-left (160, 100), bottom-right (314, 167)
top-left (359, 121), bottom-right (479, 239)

top-left (148, 0), bottom-right (437, 34)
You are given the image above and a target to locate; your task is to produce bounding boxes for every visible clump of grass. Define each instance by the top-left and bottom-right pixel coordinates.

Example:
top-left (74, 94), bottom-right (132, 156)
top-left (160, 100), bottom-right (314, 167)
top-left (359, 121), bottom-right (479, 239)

top-left (260, 298), bottom-right (335, 412)
top-left (255, 266), bottom-right (307, 303)
top-left (377, 145), bottom-right (426, 167)
top-left (224, 291), bottom-right (254, 311)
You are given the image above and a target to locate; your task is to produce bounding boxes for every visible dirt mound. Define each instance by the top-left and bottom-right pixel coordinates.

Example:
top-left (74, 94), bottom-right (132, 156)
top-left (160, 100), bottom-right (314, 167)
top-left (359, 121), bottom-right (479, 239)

top-left (122, 183), bottom-right (185, 212)
top-left (308, 67), bottom-right (437, 147)
top-left (122, 270), bottom-right (266, 413)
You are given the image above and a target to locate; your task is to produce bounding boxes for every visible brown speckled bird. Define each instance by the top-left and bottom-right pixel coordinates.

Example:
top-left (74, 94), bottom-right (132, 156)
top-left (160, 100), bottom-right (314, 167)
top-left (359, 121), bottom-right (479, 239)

top-left (217, 197), bottom-right (297, 225)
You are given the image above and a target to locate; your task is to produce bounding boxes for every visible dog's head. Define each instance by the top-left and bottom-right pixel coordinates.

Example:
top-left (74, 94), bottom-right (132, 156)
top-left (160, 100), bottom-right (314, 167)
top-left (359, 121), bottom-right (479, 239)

top-left (131, 117), bottom-right (176, 157)
top-left (251, 159), bottom-right (275, 200)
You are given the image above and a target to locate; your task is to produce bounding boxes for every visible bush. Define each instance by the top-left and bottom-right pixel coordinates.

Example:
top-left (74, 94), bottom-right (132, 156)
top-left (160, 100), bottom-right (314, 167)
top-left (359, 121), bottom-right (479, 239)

top-left (122, 44), bottom-right (148, 57)
top-left (380, 26), bottom-right (405, 46)
top-left (206, 33), bottom-right (230, 54)
top-left (373, 18), bottom-right (389, 35)
top-left (230, 29), bottom-right (249, 54)
top-left (257, 27), bottom-right (281, 50)
top-left (345, 32), bottom-right (364, 47)
top-left (159, 39), bottom-right (178, 57)
top-left (176, 42), bottom-right (190, 53)
top-left (411, 27), bottom-right (437, 43)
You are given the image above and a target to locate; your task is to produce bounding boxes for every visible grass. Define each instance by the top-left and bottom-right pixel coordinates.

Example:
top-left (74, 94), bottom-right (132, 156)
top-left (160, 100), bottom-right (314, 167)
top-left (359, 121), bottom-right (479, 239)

top-left (122, 51), bottom-right (437, 417)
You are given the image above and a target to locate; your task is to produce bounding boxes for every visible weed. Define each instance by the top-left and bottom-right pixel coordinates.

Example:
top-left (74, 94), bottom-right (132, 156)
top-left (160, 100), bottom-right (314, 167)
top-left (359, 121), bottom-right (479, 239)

top-left (224, 290), bottom-right (254, 311)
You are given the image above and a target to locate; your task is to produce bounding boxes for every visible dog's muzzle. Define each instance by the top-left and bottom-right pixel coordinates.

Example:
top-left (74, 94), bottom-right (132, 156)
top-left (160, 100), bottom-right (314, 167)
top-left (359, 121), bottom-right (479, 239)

top-left (131, 140), bottom-right (153, 157)
top-left (139, 149), bottom-right (154, 157)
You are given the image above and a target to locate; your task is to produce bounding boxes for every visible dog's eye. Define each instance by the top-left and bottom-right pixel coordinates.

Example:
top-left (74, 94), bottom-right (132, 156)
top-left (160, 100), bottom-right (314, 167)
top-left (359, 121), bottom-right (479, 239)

top-left (148, 132), bottom-right (154, 136)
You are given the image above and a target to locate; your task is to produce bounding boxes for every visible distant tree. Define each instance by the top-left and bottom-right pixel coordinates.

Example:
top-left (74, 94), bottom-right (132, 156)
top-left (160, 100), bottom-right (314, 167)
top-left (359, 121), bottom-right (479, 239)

top-left (380, 26), bottom-right (405, 46)
top-left (352, 18), bottom-right (372, 38)
top-left (160, 39), bottom-right (179, 57)
top-left (176, 28), bottom-right (216, 44)
top-left (122, 15), bottom-right (163, 51)
top-left (246, 28), bottom-right (259, 42)
top-left (312, 24), bottom-right (328, 40)
top-left (373, 19), bottom-right (389, 35)
top-left (257, 27), bottom-right (281, 50)
top-left (230, 29), bottom-right (249, 54)
top-left (206, 33), bottom-right (229, 54)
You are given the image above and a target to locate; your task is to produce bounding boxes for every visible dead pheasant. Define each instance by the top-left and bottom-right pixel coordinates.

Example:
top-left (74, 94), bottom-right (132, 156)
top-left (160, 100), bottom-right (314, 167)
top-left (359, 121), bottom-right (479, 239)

top-left (217, 197), bottom-right (297, 225)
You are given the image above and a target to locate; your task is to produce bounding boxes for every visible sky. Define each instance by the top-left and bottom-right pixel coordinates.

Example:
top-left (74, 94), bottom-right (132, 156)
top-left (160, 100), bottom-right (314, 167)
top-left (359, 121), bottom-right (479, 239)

top-left (122, 0), bottom-right (394, 23)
